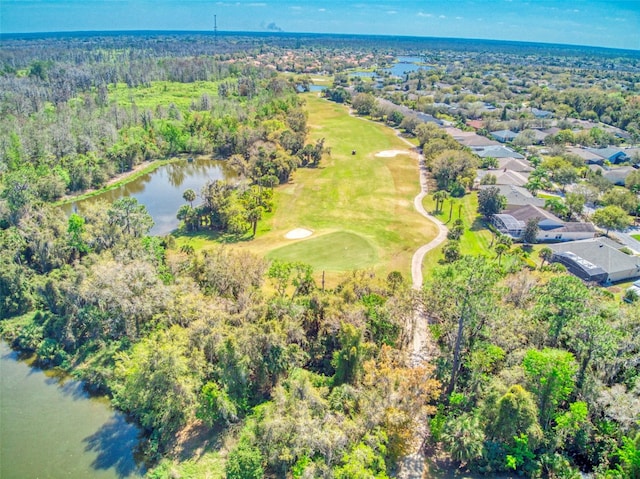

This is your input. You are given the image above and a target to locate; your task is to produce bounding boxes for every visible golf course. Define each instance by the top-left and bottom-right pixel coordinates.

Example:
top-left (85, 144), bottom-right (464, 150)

top-left (231, 93), bottom-right (439, 284)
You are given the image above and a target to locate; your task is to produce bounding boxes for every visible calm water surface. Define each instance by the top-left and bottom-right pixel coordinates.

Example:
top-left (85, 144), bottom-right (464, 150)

top-left (0, 341), bottom-right (144, 479)
top-left (62, 158), bottom-right (233, 235)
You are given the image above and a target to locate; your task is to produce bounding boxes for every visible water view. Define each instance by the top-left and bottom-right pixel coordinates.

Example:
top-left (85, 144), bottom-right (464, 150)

top-left (61, 158), bottom-right (234, 235)
top-left (0, 341), bottom-right (144, 479)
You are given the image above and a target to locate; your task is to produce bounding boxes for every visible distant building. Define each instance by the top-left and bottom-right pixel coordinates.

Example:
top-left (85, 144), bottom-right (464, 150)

top-left (567, 146), bottom-right (606, 165)
top-left (491, 130), bottom-right (518, 143)
top-left (550, 239), bottom-right (640, 284)
top-left (473, 145), bottom-right (525, 159)
top-left (584, 147), bottom-right (628, 164)
top-left (531, 107), bottom-right (553, 119)
top-left (444, 128), bottom-right (500, 148)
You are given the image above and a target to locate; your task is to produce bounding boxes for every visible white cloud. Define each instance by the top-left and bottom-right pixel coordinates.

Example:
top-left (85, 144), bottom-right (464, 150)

top-left (248, 2), bottom-right (266, 6)
top-left (455, 16), bottom-right (462, 20)
top-left (417, 12), bottom-right (432, 17)
top-left (318, 8), bottom-right (326, 12)
top-left (387, 10), bottom-right (397, 15)
top-left (439, 14), bottom-right (446, 19)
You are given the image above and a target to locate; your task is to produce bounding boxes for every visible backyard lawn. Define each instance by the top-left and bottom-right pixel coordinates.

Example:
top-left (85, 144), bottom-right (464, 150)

top-left (420, 192), bottom-right (494, 278)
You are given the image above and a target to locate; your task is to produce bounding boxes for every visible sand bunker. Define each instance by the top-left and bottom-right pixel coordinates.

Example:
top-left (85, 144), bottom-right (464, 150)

top-left (375, 150), bottom-right (408, 157)
top-left (285, 228), bottom-right (313, 239)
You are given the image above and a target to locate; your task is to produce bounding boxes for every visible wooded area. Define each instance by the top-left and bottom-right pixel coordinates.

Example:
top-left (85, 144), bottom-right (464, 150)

top-left (0, 33), bottom-right (638, 479)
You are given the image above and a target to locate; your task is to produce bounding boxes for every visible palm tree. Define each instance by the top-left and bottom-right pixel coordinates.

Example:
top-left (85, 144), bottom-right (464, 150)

top-left (246, 205), bottom-right (263, 237)
top-left (441, 413), bottom-right (485, 465)
top-left (183, 188), bottom-right (196, 208)
top-left (495, 243), bottom-right (509, 266)
top-left (539, 247), bottom-right (554, 268)
top-left (433, 190), bottom-right (449, 214)
top-left (448, 198), bottom-right (456, 223)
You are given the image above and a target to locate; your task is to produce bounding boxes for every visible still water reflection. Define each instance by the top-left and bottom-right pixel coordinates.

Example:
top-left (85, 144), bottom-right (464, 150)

top-left (62, 158), bottom-right (234, 235)
top-left (0, 341), bottom-right (144, 479)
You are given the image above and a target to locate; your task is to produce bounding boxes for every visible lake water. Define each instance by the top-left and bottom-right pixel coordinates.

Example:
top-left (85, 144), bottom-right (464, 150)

top-left (385, 56), bottom-right (433, 77)
top-left (0, 340), bottom-right (145, 479)
top-left (61, 158), bottom-right (234, 235)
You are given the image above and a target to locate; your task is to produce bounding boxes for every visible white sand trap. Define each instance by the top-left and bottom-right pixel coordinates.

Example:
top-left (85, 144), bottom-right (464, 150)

top-left (285, 228), bottom-right (313, 239)
top-left (375, 150), bottom-right (409, 158)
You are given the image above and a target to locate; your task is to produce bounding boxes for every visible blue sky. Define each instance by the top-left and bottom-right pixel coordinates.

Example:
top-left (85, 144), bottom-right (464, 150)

top-left (1, 0), bottom-right (639, 50)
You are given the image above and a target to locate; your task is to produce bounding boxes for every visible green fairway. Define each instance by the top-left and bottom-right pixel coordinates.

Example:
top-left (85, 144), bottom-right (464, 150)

top-left (266, 231), bottom-right (377, 270)
top-left (233, 93), bottom-right (438, 283)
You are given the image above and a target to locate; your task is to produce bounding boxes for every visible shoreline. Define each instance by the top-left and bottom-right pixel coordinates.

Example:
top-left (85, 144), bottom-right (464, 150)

top-left (53, 154), bottom-right (216, 207)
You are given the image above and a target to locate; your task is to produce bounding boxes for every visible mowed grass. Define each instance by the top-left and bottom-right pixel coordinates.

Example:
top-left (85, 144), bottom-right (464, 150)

top-left (420, 192), bottom-right (493, 278)
top-left (266, 231), bottom-right (377, 270)
top-left (232, 93), bottom-right (437, 283)
top-left (632, 234), bottom-right (640, 241)
top-left (108, 80), bottom-right (223, 110)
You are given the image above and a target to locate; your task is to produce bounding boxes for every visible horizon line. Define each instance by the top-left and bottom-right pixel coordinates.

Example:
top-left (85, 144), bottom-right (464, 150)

top-left (1, 29), bottom-right (639, 54)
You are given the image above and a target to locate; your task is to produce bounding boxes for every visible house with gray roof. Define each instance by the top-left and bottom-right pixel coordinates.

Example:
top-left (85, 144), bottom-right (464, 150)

top-left (444, 128), bottom-right (500, 148)
top-left (493, 205), bottom-right (596, 242)
top-left (603, 166), bottom-right (637, 186)
top-left (531, 107), bottom-right (553, 119)
top-left (550, 239), bottom-right (640, 284)
top-left (477, 169), bottom-right (529, 187)
top-left (491, 130), bottom-right (518, 143)
top-left (473, 145), bottom-right (525, 160)
top-left (567, 146), bottom-right (606, 165)
top-left (585, 147), bottom-right (629, 164)
top-left (478, 184), bottom-right (545, 208)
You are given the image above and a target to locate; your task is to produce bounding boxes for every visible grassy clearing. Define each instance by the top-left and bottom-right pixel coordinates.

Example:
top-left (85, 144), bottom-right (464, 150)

top-left (228, 93), bottom-right (436, 284)
top-left (420, 192), bottom-right (493, 278)
top-left (108, 81), bottom-right (222, 111)
top-left (632, 234), bottom-right (640, 241)
top-left (149, 451), bottom-right (225, 479)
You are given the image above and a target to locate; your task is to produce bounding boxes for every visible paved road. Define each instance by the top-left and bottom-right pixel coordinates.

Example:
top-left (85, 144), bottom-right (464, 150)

top-left (615, 227), bottom-right (640, 254)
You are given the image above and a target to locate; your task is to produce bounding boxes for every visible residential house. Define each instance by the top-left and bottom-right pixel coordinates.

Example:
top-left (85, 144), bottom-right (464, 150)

top-left (584, 147), bottom-right (628, 164)
top-left (466, 119), bottom-right (485, 130)
top-left (491, 130), bottom-right (518, 143)
top-left (497, 158), bottom-right (534, 172)
top-left (529, 129), bottom-right (550, 144)
top-left (444, 128), bottom-right (501, 148)
top-left (492, 204), bottom-right (596, 242)
top-left (478, 184), bottom-right (545, 208)
top-left (603, 166), bottom-right (637, 186)
top-left (550, 239), bottom-right (640, 283)
top-left (531, 107), bottom-right (553, 119)
top-left (478, 169), bottom-right (529, 187)
top-left (473, 145), bottom-right (525, 159)
top-left (567, 146), bottom-right (606, 165)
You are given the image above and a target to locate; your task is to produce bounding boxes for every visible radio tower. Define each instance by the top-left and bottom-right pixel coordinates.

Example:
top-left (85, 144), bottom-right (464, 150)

top-left (214, 14), bottom-right (218, 45)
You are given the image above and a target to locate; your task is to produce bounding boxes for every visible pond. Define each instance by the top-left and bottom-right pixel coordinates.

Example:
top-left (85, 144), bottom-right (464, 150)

top-left (385, 56), bottom-right (433, 77)
top-left (61, 157), bottom-right (234, 235)
top-left (0, 340), bottom-right (145, 479)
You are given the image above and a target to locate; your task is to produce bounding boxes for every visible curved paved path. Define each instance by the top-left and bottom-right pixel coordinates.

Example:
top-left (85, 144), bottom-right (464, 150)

top-left (410, 157), bottom-right (448, 290)
top-left (392, 135), bottom-right (448, 290)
